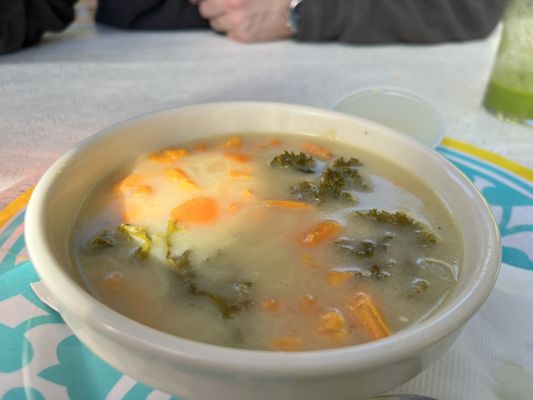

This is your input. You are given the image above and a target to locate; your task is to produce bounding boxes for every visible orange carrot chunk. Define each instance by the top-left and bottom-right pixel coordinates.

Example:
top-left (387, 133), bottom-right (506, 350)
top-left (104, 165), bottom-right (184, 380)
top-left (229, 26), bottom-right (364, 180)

top-left (318, 310), bottom-right (346, 332)
top-left (261, 298), bottom-right (280, 312)
top-left (227, 202), bottom-right (242, 213)
top-left (229, 170), bottom-right (252, 179)
top-left (194, 143), bottom-right (209, 151)
top-left (328, 271), bottom-right (353, 287)
top-left (299, 220), bottom-right (342, 247)
top-left (221, 136), bottom-right (242, 148)
top-left (271, 336), bottom-right (302, 351)
top-left (147, 148), bottom-right (188, 164)
top-left (300, 253), bottom-right (330, 269)
top-left (347, 292), bottom-right (391, 340)
top-left (240, 188), bottom-right (257, 201)
top-left (298, 294), bottom-right (321, 316)
top-left (258, 138), bottom-right (283, 148)
top-left (264, 200), bottom-right (314, 210)
top-left (101, 272), bottom-right (124, 289)
top-left (114, 173), bottom-right (153, 196)
top-left (318, 310), bottom-right (349, 342)
top-left (225, 152), bottom-right (251, 163)
top-left (303, 142), bottom-right (333, 160)
top-left (170, 197), bottom-right (219, 225)
top-left (164, 168), bottom-right (199, 190)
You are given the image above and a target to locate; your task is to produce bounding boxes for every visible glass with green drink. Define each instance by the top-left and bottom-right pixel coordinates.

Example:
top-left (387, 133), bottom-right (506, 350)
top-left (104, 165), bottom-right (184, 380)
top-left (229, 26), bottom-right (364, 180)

top-left (483, 0), bottom-right (533, 126)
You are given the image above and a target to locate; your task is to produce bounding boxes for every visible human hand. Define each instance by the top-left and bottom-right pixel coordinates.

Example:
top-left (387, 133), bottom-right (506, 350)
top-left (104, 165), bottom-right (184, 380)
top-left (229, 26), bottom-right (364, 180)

top-left (189, 0), bottom-right (293, 42)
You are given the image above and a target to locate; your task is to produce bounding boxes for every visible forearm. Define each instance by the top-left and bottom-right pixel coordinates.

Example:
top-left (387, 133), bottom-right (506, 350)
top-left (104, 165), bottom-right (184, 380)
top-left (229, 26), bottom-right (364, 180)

top-left (297, 0), bottom-right (507, 44)
top-left (0, 0), bottom-right (76, 55)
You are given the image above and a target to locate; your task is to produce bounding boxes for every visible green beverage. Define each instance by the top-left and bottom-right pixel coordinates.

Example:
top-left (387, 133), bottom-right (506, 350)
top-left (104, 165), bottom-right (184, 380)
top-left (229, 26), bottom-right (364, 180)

top-left (483, 0), bottom-right (533, 126)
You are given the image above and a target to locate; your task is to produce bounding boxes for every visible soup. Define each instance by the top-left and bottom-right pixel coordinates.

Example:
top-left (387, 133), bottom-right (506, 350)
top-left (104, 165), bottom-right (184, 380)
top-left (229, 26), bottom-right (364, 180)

top-left (72, 133), bottom-right (462, 351)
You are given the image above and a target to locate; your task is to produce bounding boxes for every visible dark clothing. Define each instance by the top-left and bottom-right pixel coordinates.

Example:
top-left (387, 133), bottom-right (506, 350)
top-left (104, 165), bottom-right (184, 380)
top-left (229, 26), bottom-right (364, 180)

top-left (95, 0), bottom-right (208, 30)
top-left (0, 0), bottom-right (76, 54)
top-left (298, 0), bottom-right (508, 44)
top-left (0, 0), bottom-right (507, 55)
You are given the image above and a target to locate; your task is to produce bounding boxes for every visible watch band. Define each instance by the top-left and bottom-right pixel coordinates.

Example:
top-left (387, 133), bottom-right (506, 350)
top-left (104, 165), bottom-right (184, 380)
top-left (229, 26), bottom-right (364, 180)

top-left (288, 0), bottom-right (304, 35)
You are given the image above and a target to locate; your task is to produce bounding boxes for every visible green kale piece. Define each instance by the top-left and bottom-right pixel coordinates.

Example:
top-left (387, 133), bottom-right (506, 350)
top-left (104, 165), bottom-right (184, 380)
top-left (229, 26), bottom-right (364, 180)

top-left (330, 156), bottom-right (369, 191)
top-left (332, 157), bottom-right (362, 168)
top-left (318, 168), bottom-right (352, 200)
top-left (355, 209), bottom-right (411, 225)
top-left (353, 209), bottom-right (437, 245)
top-left (290, 181), bottom-right (321, 202)
top-left (89, 230), bottom-right (115, 252)
top-left (290, 156), bottom-right (369, 204)
top-left (335, 237), bottom-right (376, 258)
top-left (118, 224), bottom-right (152, 258)
top-left (204, 281), bottom-right (254, 319)
top-left (169, 250), bottom-right (253, 319)
top-left (170, 250), bottom-right (199, 292)
top-left (270, 151), bottom-right (317, 174)
top-left (407, 278), bottom-right (431, 297)
top-left (166, 220), bottom-right (186, 265)
top-left (369, 264), bottom-right (391, 279)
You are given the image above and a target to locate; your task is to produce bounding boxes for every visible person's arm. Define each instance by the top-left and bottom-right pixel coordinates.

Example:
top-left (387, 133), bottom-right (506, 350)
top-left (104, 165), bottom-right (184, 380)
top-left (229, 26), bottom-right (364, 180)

top-left (297, 0), bottom-right (507, 44)
top-left (96, 0), bottom-right (209, 30)
top-left (0, 0), bottom-right (76, 55)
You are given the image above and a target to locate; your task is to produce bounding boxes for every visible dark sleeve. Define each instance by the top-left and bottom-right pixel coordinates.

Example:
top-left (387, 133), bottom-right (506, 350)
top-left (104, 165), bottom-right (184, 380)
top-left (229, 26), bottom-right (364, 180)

top-left (297, 0), bottom-right (507, 44)
top-left (0, 0), bottom-right (76, 55)
top-left (96, 0), bottom-right (209, 30)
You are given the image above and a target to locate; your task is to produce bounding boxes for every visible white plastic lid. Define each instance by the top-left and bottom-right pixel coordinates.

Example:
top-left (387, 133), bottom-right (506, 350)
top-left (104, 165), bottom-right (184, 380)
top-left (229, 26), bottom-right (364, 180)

top-left (334, 87), bottom-right (445, 148)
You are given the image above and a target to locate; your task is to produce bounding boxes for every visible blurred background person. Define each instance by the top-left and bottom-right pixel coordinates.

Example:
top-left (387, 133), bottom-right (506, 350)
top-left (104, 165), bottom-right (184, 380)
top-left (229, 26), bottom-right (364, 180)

top-left (1, 0), bottom-right (507, 54)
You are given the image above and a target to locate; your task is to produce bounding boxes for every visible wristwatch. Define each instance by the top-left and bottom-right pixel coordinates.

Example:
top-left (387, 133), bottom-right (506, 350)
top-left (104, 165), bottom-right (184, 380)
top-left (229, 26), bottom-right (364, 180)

top-left (288, 0), bottom-right (304, 35)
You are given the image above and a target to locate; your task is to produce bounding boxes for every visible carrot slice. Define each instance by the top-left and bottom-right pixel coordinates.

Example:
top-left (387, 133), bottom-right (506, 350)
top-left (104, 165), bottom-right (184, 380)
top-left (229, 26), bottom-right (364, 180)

top-left (229, 170), bottom-right (252, 179)
top-left (347, 292), bottom-right (391, 340)
top-left (102, 272), bottom-right (124, 289)
top-left (298, 294), bottom-right (321, 316)
top-left (225, 152), bottom-right (251, 163)
top-left (258, 138), bottom-right (283, 149)
top-left (300, 253), bottom-right (330, 269)
top-left (240, 188), bottom-right (257, 201)
top-left (318, 310), bottom-right (349, 342)
top-left (299, 220), bottom-right (342, 247)
top-left (114, 173), bottom-right (153, 196)
top-left (271, 336), bottom-right (302, 351)
top-left (261, 298), bottom-right (280, 312)
top-left (170, 197), bottom-right (219, 225)
top-left (328, 271), bottom-right (353, 287)
top-left (147, 148), bottom-right (188, 164)
top-left (318, 310), bottom-right (346, 332)
top-left (221, 136), bottom-right (242, 149)
top-left (303, 142), bottom-right (333, 160)
top-left (227, 202), bottom-right (244, 214)
top-left (264, 200), bottom-right (314, 210)
top-left (164, 168), bottom-right (199, 190)
top-left (194, 143), bottom-right (208, 151)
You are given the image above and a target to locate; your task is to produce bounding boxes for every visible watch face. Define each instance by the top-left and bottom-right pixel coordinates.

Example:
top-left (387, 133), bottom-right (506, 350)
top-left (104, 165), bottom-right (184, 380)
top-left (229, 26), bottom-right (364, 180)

top-left (290, 0), bottom-right (303, 34)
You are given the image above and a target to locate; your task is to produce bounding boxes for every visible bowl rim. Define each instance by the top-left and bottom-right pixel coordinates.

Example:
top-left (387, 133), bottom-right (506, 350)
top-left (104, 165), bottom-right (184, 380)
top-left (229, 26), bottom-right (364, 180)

top-left (25, 101), bottom-right (501, 378)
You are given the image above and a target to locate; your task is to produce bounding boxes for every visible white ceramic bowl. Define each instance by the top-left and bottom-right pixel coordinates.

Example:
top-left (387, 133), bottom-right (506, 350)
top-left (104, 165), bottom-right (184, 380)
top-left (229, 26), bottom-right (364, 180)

top-left (25, 102), bottom-right (501, 400)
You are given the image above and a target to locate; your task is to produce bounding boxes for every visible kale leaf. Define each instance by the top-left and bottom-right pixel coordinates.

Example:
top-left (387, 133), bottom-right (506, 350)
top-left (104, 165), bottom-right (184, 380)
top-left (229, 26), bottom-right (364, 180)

top-left (270, 151), bottom-right (317, 173)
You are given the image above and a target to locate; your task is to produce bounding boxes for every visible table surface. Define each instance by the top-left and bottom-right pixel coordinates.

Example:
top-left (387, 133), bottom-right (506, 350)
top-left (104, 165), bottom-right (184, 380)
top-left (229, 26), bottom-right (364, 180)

top-left (1, 23), bottom-right (533, 207)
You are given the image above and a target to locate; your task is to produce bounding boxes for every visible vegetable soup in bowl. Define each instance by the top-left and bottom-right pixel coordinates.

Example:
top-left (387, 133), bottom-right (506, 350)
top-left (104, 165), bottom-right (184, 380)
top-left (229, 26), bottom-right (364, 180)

top-left (25, 102), bottom-right (500, 400)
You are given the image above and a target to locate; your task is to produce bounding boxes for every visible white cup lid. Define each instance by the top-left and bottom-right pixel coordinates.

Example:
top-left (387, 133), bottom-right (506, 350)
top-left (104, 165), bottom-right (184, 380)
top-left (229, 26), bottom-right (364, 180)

top-left (334, 87), bottom-right (445, 149)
